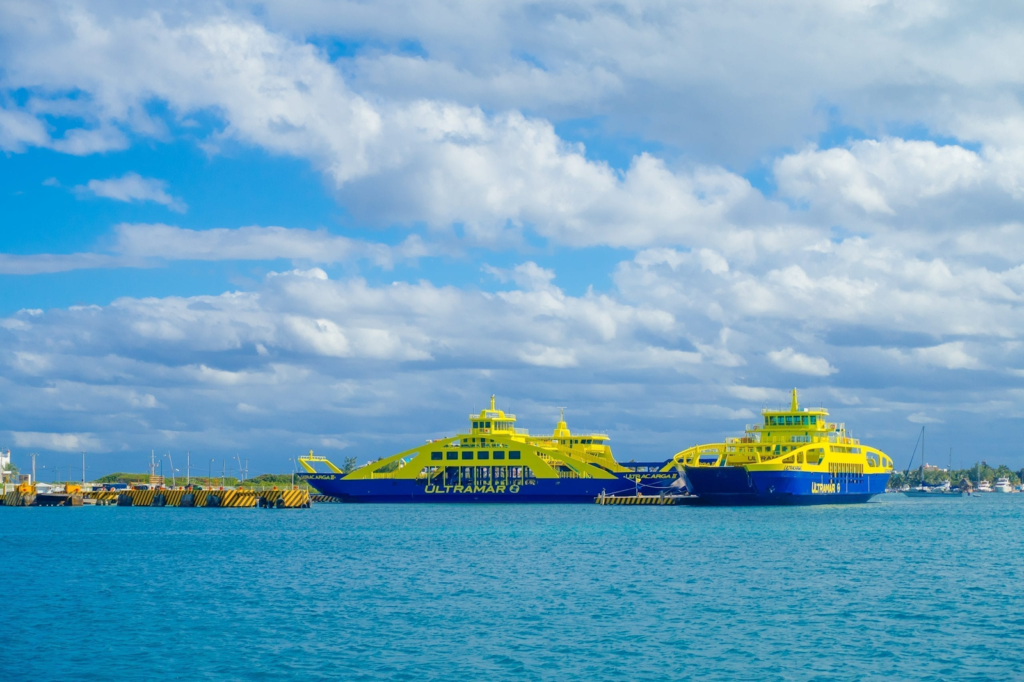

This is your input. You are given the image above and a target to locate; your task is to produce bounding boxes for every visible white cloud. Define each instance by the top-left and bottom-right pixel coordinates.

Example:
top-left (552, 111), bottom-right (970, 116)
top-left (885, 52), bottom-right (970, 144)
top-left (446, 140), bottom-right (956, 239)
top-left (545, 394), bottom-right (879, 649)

top-left (80, 173), bottom-right (187, 212)
top-left (726, 386), bottom-right (786, 403)
top-left (0, 105), bottom-right (49, 152)
top-left (774, 139), bottom-right (1005, 222)
top-left (517, 345), bottom-right (578, 368)
top-left (767, 348), bottom-right (837, 376)
top-left (0, 225), bottom-right (431, 274)
top-left (0, 252), bottom-right (128, 275)
top-left (4, 2), bottom-right (1024, 465)
top-left (911, 342), bottom-right (983, 370)
top-left (0, 8), bottom-right (767, 250)
top-left (238, 0), bottom-right (1024, 164)
top-left (11, 431), bottom-right (103, 452)
top-left (484, 261), bottom-right (556, 290)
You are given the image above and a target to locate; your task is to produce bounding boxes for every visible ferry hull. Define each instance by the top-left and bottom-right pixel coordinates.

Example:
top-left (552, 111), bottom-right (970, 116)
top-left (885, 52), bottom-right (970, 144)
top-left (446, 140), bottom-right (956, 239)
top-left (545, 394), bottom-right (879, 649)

top-left (683, 466), bottom-right (890, 506)
top-left (301, 473), bottom-right (657, 503)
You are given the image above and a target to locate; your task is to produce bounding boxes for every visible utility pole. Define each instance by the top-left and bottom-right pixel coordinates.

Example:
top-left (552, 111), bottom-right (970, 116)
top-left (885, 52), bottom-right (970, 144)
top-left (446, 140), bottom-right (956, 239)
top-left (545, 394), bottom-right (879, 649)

top-left (150, 450), bottom-right (156, 480)
top-left (31, 452), bottom-right (36, 484)
top-left (186, 451), bottom-right (190, 487)
top-left (82, 451), bottom-right (86, 487)
top-left (235, 454), bottom-right (245, 483)
top-left (221, 460), bottom-right (225, 488)
top-left (209, 458), bottom-right (214, 488)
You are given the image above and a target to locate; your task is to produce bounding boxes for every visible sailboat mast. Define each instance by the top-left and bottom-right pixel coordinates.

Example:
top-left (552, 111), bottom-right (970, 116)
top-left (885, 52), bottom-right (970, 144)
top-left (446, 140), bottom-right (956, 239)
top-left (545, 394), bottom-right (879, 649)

top-left (920, 426), bottom-right (925, 486)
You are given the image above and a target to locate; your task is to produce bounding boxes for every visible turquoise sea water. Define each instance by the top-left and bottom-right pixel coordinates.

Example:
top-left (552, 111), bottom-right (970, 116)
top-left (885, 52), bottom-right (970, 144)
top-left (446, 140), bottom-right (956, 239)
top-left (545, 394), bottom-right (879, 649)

top-left (3, 495), bottom-right (1024, 681)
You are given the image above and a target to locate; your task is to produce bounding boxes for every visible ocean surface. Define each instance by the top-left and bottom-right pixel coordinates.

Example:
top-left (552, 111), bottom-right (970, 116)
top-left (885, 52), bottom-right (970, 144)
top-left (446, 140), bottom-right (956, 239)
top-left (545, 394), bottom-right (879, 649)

top-left (3, 494), bottom-right (1024, 681)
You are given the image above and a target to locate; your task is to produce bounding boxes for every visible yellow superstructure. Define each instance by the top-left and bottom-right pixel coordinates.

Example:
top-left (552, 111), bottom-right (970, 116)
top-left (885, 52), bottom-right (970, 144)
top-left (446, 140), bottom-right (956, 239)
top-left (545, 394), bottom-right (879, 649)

top-left (300, 395), bottom-right (629, 484)
top-left (665, 389), bottom-right (893, 478)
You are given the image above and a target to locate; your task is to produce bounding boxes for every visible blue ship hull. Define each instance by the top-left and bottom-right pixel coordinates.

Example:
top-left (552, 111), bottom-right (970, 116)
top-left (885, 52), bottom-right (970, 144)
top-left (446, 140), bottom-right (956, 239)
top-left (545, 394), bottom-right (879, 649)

top-left (301, 465), bottom-right (681, 504)
top-left (683, 466), bottom-right (890, 505)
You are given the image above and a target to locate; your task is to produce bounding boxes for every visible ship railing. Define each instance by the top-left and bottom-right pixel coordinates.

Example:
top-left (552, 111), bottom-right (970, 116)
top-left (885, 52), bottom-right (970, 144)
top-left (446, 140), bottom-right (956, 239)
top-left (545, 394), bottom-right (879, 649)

top-left (514, 428), bottom-right (530, 435)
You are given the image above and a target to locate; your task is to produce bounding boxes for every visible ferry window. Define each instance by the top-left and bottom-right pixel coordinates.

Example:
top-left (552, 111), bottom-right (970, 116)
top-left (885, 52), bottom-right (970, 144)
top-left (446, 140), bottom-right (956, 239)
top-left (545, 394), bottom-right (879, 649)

top-left (446, 452), bottom-right (458, 460)
top-left (478, 451), bottom-right (490, 460)
top-left (810, 416), bottom-right (817, 425)
top-left (462, 452), bottom-right (473, 460)
top-left (485, 421), bottom-right (491, 428)
top-left (797, 453), bottom-right (804, 464)
top-left (802, 416), bottom-right (809, 426)
top-left (493, 452), bottom-right (505, 460)
top-left (431, 452), bottom-right (443, 461)
top-left (509, 451), bottom-right (521, 460)
top-left (783, 416), bottom-right (791, 425)
top-left (473, 422), bottom-right (478, 428)
top-left (768, 417), bottom-right (776, 426)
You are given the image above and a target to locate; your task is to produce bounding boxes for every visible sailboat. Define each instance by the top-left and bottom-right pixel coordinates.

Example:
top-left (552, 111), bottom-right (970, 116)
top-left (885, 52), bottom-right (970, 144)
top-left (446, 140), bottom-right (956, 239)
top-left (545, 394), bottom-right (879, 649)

top-left (902, 426), bottom-right (963, 498)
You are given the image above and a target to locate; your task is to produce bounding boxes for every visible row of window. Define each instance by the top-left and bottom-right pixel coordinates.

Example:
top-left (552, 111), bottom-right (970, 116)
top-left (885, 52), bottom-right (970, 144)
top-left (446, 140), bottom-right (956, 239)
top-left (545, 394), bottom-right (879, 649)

top-left (472, 421), bottom-right (515, 430)
top-left (434, 466), bottom-right (535, 483)
top-left (431, 451), bottom-right (522, 461)
top-left (766, 415), bottom-right (818, 426)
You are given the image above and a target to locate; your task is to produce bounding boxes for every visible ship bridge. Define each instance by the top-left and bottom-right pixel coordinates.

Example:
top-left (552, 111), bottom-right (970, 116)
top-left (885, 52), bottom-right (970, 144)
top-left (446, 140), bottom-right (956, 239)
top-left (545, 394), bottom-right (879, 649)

top-left (469, 395), bottom-right (525, 436)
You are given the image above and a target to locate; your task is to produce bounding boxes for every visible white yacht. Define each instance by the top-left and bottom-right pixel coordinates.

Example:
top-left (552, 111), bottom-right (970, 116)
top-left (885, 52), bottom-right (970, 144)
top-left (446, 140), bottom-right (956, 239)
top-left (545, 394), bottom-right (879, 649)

top-left (977, 480), bottom-right (993, 493)
top-left (994, 477), bottom-right (1013, 493)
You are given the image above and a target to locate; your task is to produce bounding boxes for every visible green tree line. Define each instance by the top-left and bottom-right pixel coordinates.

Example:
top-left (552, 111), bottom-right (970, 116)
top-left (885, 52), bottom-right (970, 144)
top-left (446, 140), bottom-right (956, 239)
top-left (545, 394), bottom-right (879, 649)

top-left (90, 457), bottom-right (359, 488)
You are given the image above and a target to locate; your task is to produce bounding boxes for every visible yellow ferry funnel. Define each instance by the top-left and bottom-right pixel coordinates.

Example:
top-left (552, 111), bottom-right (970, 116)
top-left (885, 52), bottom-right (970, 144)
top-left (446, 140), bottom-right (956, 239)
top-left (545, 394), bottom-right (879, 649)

top-left (490, 394), bottom-right (496, 410)
top-left (791, 388), bottom-right (799, 411)
top-left (554, 407), bottom-right (570, 438)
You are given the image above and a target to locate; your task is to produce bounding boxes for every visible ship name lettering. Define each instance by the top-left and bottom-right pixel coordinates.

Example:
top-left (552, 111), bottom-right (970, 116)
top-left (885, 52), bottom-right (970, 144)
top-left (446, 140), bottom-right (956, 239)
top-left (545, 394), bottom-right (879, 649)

top-left (422, 483), bottom-right (516, 494)
top-left (811, 482), bottom-right (836, 494)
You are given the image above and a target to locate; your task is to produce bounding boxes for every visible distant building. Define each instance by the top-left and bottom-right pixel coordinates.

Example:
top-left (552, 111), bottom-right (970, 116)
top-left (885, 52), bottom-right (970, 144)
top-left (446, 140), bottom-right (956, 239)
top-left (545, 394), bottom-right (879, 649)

top-left (922, 463), bottom-right (944, 471)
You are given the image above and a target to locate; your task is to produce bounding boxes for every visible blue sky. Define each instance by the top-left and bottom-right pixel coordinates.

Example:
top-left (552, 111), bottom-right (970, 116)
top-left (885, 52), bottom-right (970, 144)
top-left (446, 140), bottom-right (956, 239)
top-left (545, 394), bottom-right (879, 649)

top-left (3, 0), bottom-right (1024, 479)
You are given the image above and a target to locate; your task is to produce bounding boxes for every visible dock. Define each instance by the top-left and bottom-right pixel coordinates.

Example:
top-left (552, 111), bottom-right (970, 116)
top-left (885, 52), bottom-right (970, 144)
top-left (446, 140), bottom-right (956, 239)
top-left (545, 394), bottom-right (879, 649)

top-left (1, 488), bottom-right (311, 508)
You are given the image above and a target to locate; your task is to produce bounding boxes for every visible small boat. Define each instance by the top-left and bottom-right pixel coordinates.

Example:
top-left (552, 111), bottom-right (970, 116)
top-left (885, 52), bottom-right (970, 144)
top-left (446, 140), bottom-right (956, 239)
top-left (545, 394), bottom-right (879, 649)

top-left (994, 477), bottom-right (1013, 493)
top-left (976, 480), bottom-right (993, 493)
top-left (901, 428), bottom-right (963, 497)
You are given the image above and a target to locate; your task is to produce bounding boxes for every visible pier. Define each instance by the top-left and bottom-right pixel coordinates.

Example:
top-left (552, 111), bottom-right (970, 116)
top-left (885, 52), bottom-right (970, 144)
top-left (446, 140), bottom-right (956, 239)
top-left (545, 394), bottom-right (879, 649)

top-left (0, 488), bottom-right (311, 508)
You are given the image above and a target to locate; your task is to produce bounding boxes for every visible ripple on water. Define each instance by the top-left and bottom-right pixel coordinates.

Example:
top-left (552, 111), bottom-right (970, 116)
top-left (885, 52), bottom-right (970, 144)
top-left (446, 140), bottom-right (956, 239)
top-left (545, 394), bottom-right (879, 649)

top-left (2, 495), bottom-right (1024, 681)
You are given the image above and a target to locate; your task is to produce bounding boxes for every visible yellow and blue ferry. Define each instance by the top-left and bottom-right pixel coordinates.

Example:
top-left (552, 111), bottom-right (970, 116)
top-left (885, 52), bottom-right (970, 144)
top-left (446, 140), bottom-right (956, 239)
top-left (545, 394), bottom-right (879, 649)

top-left (677, 389), bottom-right (894, 505)
top-left (298, 397), bottom-right (680, 503)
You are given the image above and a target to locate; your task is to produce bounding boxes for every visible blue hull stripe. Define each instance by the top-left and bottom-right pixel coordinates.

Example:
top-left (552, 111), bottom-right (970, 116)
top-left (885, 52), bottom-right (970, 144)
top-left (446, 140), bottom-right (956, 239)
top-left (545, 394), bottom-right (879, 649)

top-left (684, 466), bottom-right (889, 505)
top-left (300, 473), bottom-right (680, 503)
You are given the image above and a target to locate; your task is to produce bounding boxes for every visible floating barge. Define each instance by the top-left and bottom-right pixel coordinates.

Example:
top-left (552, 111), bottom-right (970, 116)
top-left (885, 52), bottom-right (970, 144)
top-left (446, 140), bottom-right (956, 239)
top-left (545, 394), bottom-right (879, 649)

top-left (0, 488), bottom-right (311, 508)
